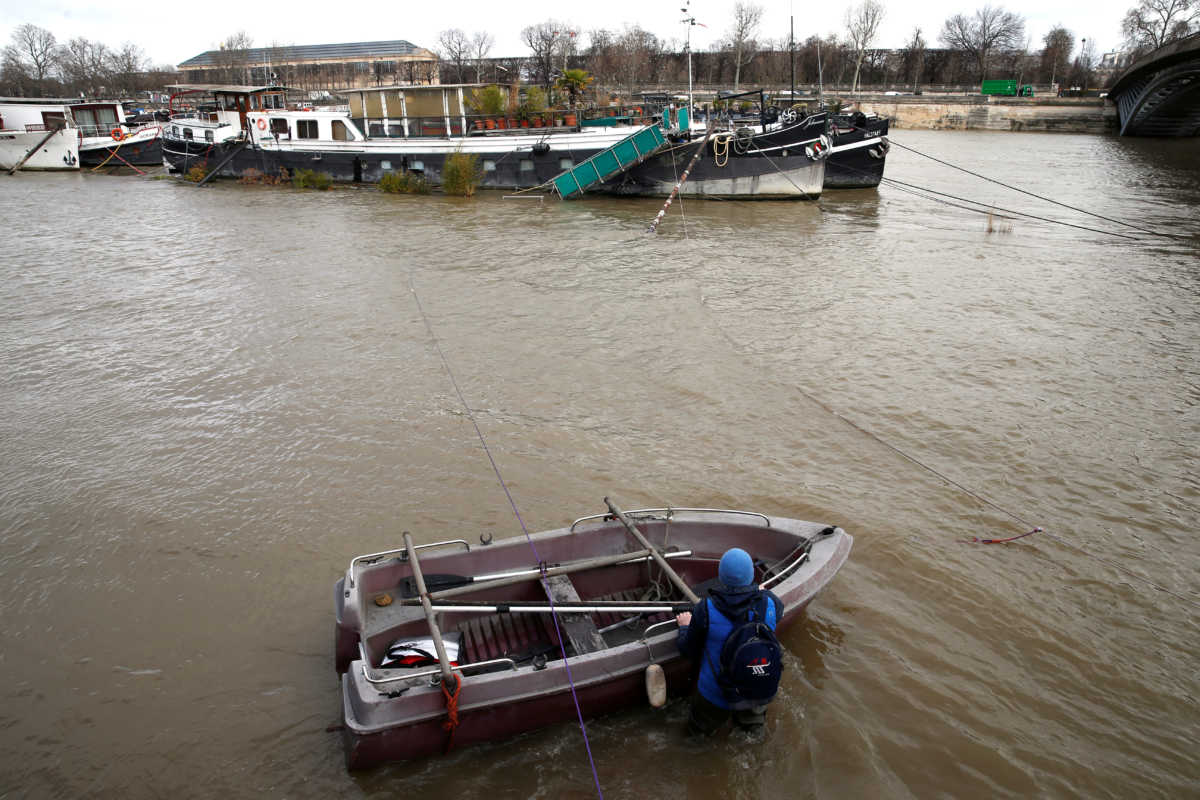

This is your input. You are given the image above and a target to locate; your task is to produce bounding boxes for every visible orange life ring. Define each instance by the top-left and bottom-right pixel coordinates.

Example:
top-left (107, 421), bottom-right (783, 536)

top-left (111, 128), bottom-right (124, 141)
top-left (256, 118), bottom-right (267, 131)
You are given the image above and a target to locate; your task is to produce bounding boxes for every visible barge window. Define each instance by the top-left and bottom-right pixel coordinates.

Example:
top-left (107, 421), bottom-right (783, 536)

top-left (381, 160), bottom-right (392, 171)
top-left (183, 128), bottom-right (193, 140)
top-left (297, 119), bottom-right (318, 139)
top-left (270, 118), bottom-right (289, 136)
top-left (171, 125), bottom-right (178, 136)
top-left (519, 159), bottom-right (534, 171)
top-left (204, 130), bottom-right (214, 142)
top-left (331, 120), bottom-right (350, 141)
top-left (410, 160), bottom-right (424, 172)
top-left (559, 158), bottom-right (574, 169)
top-left (482, 159), bottom-right (496, 171)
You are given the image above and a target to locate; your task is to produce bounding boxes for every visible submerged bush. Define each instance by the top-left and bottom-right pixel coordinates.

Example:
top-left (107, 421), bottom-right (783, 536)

top-left (291, 168), bottom-right (333, 190)
top-left (441, 150), bottom-right (482, 197)
top-left (379, 171), bottom-right (431, 194)
top-left (238, 167), bottom-right (286, 185)
top-left (184, 164), bottom-right (209, 183)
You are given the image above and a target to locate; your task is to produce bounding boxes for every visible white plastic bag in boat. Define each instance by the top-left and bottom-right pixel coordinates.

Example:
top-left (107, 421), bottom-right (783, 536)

top-left (381, 631), bottom-right (462, 668)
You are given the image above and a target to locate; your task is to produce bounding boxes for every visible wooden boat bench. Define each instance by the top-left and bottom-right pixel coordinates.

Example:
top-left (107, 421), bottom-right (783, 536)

top-left (541, 574), bottom-right (606, 655)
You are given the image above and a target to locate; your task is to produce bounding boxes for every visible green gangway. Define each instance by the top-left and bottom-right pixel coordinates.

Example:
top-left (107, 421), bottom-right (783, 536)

top-left (551, 125), bottom-right (668, 199)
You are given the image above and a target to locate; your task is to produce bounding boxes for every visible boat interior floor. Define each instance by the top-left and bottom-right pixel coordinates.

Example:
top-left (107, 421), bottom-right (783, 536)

top-left (453, 588), bottom-right (675, 666)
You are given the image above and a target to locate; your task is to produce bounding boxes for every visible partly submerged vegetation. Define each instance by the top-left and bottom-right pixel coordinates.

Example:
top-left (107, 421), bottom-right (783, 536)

top-left (440, 151), bottom-right (483, 197)
top-left (291, 168), bottom-right (333, 190)
top-left (379, 171), bottom-right (432, 194)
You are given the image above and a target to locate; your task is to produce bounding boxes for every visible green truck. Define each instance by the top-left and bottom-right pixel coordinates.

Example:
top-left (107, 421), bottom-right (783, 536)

top-left (981, 79), bottom-right (1033, 96)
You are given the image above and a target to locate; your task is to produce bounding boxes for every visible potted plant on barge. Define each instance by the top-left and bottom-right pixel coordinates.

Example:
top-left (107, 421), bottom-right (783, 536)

top-left (555, 69), bottom-right (592, 111)
top-left (470, 84), bottom-right (507, 130)
top-left (519, 86), bottom-right (547, 128)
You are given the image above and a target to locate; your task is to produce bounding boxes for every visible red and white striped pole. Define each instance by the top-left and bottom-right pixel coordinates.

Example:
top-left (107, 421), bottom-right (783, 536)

top-left (647, 127), bottom-right (716, 234)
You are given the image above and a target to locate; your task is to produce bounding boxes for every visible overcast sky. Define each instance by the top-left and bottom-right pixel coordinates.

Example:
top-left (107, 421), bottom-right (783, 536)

top-left (3, 0), bottom-right (1132, 70)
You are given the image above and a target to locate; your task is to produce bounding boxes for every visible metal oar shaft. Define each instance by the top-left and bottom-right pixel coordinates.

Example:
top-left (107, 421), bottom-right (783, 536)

top-left (430, 548), bottom-right (692, 600)
top-left (403, 531), bottom-right (455, 683)
top-left (429, 603), bottom-right (690, 614)
top-left (605, 497), bottom-right (701, 604)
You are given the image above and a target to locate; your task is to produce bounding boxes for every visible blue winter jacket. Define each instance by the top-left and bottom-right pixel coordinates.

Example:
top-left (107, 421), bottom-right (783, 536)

top-left (676, 584), bottom-right (783, 708)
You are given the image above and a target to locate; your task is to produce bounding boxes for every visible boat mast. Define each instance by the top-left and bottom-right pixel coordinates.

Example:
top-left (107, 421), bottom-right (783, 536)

top-left (681, 0), bottom-right (700, 117)
top-left (817, 39), bottom-right (824, 104)
top-left (790, 4), bottom-right (795, 103)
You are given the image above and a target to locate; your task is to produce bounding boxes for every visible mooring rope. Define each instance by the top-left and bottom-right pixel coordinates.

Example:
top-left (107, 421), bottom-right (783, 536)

top-left (757, 149), bottom-right (821, 200)
top-left (408, 275), bottom-right (605, 798)
top-left (883, 176), bottom-right (1141, 239)
top-left (669, 140), bottom-right (690, 240)
top-left (824, 155), bottom-right (1142, 240)
top-left (705, 305), bottom-right (1200, 610)
top-left (883, 136), bottom-right (1179, 239)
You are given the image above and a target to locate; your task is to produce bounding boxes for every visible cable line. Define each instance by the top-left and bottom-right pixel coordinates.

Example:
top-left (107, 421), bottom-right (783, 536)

top-left (886, 137), bottom-right (1174, 238)
top-left (408, 274), bottom-right (605, 798)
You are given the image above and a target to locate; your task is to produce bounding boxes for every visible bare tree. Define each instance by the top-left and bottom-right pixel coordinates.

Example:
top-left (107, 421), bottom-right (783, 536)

top-left (437, 28), bottom-right (471, 83)
top-left (940, 5), bottom-right (1026, 81)
top-left (108, 42), bottom-right (146, 75)
top-left (58, 37), bottom-right (111, 96)
top-left (522, 20), bottom-right (563, 88)
top-left (4, 24), bottom-right (58, 82)
top-left (106, 42), bottom-right (146, 95)
top-left (1040, 26), bottom-right (1073, 87)
top-left (585, 28), bottom-right (619, 88)
top-left (726, 2), bottom-right (763, 91)
top-left (614, 25), bottom-right (661, 98)
top-left (846, 0), bottom-right (885, 92)
top-left (901, 27), bottom-right (927, 91)
top-left (1068, 37), bottom-right (1098, 87)
top-left (1121, 0), bottom-right (1199, 51)
top-left (263, 42), bottom-right (297, 87)
top-left (213, 31), bottom-right (253, 84)
top-left (471, 31), bottom-right (494, 83)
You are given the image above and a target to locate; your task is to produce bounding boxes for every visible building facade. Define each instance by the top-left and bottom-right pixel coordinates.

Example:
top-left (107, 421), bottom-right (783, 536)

top-left (177, 40), bottom-right (439, 92)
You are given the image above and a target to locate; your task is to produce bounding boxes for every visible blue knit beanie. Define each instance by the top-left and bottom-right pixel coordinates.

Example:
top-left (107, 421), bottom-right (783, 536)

top-left (718, 548), bottom-right (754, 588)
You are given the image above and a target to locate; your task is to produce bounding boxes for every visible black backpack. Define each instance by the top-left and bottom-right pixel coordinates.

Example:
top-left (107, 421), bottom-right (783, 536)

top-left (715, 596), bottom-right (784, 709)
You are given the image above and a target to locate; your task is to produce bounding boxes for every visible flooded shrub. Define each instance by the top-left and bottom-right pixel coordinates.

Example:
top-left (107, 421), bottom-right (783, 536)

top-left (184, 164), bottom-right (209, 183)
top-left (291, 168), bottom-right (333, 190)
top-left (379, 171), bottom-right (431, 194)
top-left (441, 151), bottom-right (482, 197)
top-left (238, 168), bottom-right (286, 185)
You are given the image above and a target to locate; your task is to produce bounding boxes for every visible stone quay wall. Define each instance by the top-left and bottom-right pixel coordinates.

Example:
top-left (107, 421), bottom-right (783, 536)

top-left (844, 95), bottom-right (1117, 134)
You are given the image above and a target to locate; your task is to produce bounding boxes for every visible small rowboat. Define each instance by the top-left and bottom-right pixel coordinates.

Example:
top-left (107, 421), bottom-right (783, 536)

top-left (334, 499), bottom-right (852, 769)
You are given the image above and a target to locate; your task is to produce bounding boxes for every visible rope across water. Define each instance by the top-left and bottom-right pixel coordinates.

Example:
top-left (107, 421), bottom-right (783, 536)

top-left (408, 274), bottom-right (606, 798)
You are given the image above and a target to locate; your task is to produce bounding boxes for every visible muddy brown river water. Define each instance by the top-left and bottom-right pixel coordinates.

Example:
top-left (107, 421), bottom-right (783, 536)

top-left (1, 129), bottom-right (1198, 798)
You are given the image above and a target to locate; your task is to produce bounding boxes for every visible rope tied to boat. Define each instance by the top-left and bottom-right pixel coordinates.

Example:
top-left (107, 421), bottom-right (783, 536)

top-left (409, 275), bottom-right (606, 797)
top-left (440, 671), bottom-right (462, 753)
top-left (960, 527), bottom-right (1043, 544)
top-left (712, 132), bottom-right (732, 167)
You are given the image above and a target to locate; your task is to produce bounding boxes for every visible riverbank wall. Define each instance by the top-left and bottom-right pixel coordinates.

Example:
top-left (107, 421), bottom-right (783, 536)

top-left (846, 95), bottom-right (1116, 134)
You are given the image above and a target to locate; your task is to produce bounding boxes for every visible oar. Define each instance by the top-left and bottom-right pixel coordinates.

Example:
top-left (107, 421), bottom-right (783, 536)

top-left (404, 549), bottom-right (693, 600)
top-left (402, 531), bottom-right (455, 685)
top-left (415, 600), bottom-right (694, 614)
top-left (605, 497), bottom-right (701, 604)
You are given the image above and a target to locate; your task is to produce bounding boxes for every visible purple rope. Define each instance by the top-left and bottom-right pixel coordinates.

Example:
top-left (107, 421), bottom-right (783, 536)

top-left (409, 277), bottom-right (605, 799)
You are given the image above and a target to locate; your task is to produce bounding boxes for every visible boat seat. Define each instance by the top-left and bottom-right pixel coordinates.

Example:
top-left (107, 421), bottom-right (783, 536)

top-left (542, 574), bottom-right (607, 655)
